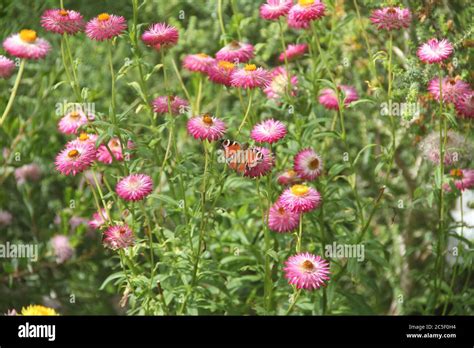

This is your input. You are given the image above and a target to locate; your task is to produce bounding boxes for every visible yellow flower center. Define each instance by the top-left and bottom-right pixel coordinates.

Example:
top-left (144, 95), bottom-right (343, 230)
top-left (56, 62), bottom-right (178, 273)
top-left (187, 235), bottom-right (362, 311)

top-left (59, 9), bottom-right (69, 16)
top-left (67, 149), bottom-right (80, 158)
top-left (70, 111), bottom-right (80, 119)
top-left (202, 114), bottom-right (214, 125)
top-left (301, 260), bottom-right (315, 271)
top-left (291, 184), bottom-right (309, 197)
top-left (450, 169), bottom-right (463, 178)
top-left (287, 170), bottom-right (297, 177)
top-left (197, 53), bottom-right (209, 58)
top-left (79, 133), bottom-right (89, 141)
top-left (19, 29), bottom-right (37, 43)
top-left (244, 64), bottom-right (257, 72)
top-left (98, 13), bottom-right (110, 21)
top-left (21, 305), bottom-right (58, 316)
top-left (309, 158), bottom-right (320, 170)
top-left (298, 0), bottom-right (314, 7)
top-left (218, 61), bottom-right (235, 70)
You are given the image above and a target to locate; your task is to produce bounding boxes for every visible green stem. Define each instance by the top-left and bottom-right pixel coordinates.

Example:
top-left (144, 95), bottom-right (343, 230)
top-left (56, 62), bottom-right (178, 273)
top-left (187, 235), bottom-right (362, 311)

top-left (278, 18), bottom-right (292, 99)
top-left (0, 59), bottom-right (25, 127)
top-left (217, 0), bottom-right (228, 44)
top-left (108, 41), bottom-right (117, 124)
top-left (237, 89), bottom-right (253, 133)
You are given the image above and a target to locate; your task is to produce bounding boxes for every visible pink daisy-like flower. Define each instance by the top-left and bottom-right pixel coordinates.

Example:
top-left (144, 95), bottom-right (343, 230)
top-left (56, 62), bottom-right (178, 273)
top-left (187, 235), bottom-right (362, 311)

top-left (103, 224), bottom-right (134, 250)
top-left (183, 53), bottom-right (215, 73)
top-left (50, 235), bottom-right (74, 264)
top-left (141, 23), bottom-right (179, 47)
top-left (287, 16), bottom-right (310, 30)
top-left (268, 200), bottom-right (300, 233)
top-left (294, 148), bottom-right (323, 181)
top-left (215, 41), bottom-right (254, 64)
top-left (288, 0), bottom-right (326, 23)
top-left (55, 142), bottom-right (95, 176)
top-left (279, 184), bottom-right (322, 213)
top-left (279, 43), bottom-right (308, 62)
top-left (260, 0), bottom-right (293, 20)
top-left (417, 38), bottom-right (453, 64)
top-left (3, 30), bottom-right (51, 60)
top-left (88, 208), bottom-right (109, 230)
top-left (41, 9), bottom-right (85, 35)
top-left (116, 174), bottom-right (153, 201)
top-left (369, 7), bottom-right (412, 31)
top-left (428, 77), bottom-right (471, 104)
top-left (284, 252), bottom-right (330, 290)
top-left (14, 163), bottom-right (41, 185)
top-left (277, 169), bottom-right (303, 186)
top-left (152, 95), bottom-right (189, 115)
top-left (58, 110), bottom-right (88, 135)
top-left (187, 114), bottom-right (226, 142)
top-left (96, 138), bottom-right (125, 164)
top-left (231, 64), bottom-right (271, 89)
top-left (264, 66), bottom-right (298, 100)
top-left (85, 13), bottom-right (127, 41)
top-left (319, 85), bottom-right (359, 110)
top-left (251, 119), bottom-right (287, 144)
top-left (244, 147), bottom-right (274, 178)
top-left (419, 130), bottom-right (473, 166)
top-left (444, 169), bottom-right (474, 192)
top-left (207, 60), bottom-right (236, 87)
top-left (0, 55), bottom-right (15, 79)
top-left (455, 91), bottom-right (474, 119)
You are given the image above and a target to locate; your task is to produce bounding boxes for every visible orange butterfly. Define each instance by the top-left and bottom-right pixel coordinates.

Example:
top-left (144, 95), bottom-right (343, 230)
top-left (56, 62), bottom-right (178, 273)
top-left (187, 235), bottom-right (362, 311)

top-left (221, 139), bottom-right (264, 174)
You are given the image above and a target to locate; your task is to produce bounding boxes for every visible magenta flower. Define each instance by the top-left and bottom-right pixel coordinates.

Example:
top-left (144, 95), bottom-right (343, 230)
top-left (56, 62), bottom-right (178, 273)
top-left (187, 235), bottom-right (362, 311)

top-left (96, 138), bottom-right (125, 164)
top-left (268, 200), bottom-right (300, 233)
top-left (455, 91), bottom-right (474, 119)
top-left (287, 16), bottom-right (310, 30)
top-left (0, 55), bottom-right (15, 78)
top-left (207, 60), bottom-right (236, 87)
top-left (215, 41), bottom-right (254, 64)
top-left (58, 110), bottom-right (88, 135)
top-left (14, 163), bottom-right (41, 185)
top-left (41, 9), bottom-right (85, 35)
top-left (103, 224), bottom-right (135, 250)
top-left (50, 235), bottom-right (74, 264)
top-left (294, 148), bottom-right (323, 181)
top-left (88, 208), bottom-right (109, 230)
top-left (284, 252), bottom-right (330, 290)
top-left (277, 169), bottom-right (303, 186)
top-left (187, 114), bottom-right (226, 142)
top-left (243, 147), bottom-right (274, 178)
top-left (3, 30), bottom-right (51, 60)
top-left (444, 169), bottom-right (474, 192)
top-left (116, 174), bottom-right (153, 201)
top-left (279, 43), bottom-right (308, 62)
top-left (152, 95), bottom-right (189, 115)
top-left (369, 7), bottom-right (412, 31)
top-left (279, 184), bottom-right (322, 213)
top-left (417, 38), bottom-right (453, 64)
top-left (288, 0), bottom-right (326, 22)
top-left (183, 53), bottom-right (215, 73)
top-left (85, 13), bottom-right (127, 41)
top-left (251, 119), bottom-right (287, 144)
top-left (55, 142), bottom-right (95, 176)
top-left (231, 64), bottom-right (271, 89)
top-left (260, 0), bottom-right (293, 20)
top-left (141, 23), bottom-right (179, 47)
top-left (264, 66), bottom-right (298, 100)
top-left (427, 77), bottom-right (471, 104)
top-left (319, 85), bottom-right (358, 110)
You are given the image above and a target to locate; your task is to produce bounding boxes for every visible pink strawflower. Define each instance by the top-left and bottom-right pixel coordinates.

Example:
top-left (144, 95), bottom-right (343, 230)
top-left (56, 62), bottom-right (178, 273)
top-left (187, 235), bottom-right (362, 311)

top-left (279, 184), bottom-right (322, 213)
top-left (215, 41), bottom-right (254, 64)
top-left (444, 169), bottom-right (474, 192)
top-left (287, 16), bottom-right (310, 30)
top-left (116, 174), bottom-right (153, 201)
top-left (5, 309), bottom-right (18, 316)
top-left (288, 0), bottom-right (326, 23)
top-left (207, 60), bottom-right (236, 86)
top-left (141, 23), bottom-right (179, 47)
top-left (183, 53), bottom-right (215, 73)
top-left (152, 95), bottom-right (189, 115)
top-left (0, 210), bottom-right (13, 227)
top-left (284, 252), bottom-right (330, 290)
top-left (455, 91), bottom-right (474, 119)
top-left (96, 138), bottom-right (124, 164)
top-left (244, 147), bottom-right (274, 178)
top-left (88, 208), bottom-right (109, 230)
top-left (294, 148), bottom-right (323, 181)
top-left (50, 235), bottom-right (74, 264)
top-left (103, 224), bottom-right (134, 250)
top-left (58, 110), bottom-right (88, 135)
top-left (85, 13), bottom-right (127, 41)
top-left (187, 114), bottom-right (226, 142)
top-left (55, 142), bottom-right (95, 176)
top-left (14, 163), bottom-right (41, 185)
top-left (0, 55), bottom-right (15, 78)
top-left (251, 119), bottom-right (287, 144)
top-left (428, 77), bottom-right (471, 104)
top-left (279, 43), bottom-right (308, 62)
top-left (417, 38), bottom-right (453, 64)
top-left (260, 0), bottom-right (293, 20)
top-left (67, 133), bottom-right (98, 149)
top-left (268, 200), bottom-right (300, 233)
top-left (419, 130), bottom-right (473, 166)
top-left (319, 85), bottom-right (359, 110)
top-left (231, 64), bottom-right (271, 89)
top-left (41, 9), bottom-right (85, 35)
top-left (264, 66), bottom-right (298, 100)
top-left (369, 7), bottom-right (412, 31)
top-left (3, 30), bottom-right (51, 60)
top-left (277, 169), bottom-right (303, 186)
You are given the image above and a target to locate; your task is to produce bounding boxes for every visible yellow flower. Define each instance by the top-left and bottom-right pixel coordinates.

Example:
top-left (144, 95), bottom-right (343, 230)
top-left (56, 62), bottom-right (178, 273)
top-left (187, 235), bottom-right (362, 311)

top-left (21, 305), bottom-right (59, 316)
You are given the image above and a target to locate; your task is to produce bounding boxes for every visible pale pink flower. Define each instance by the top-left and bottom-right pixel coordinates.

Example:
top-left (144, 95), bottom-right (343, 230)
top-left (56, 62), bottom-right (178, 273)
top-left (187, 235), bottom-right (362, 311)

top-left (152, 95), bottom-right (189, 115)
top-left (264, 66), bottom-right (298, 100)
top-left (0, 55), bottom-right (15, 78)
top-left (428, 77), bottom-right (471, 104)
top-left (215, 41), bottom-right (254, 63)
top-left (55, 142), bottom-right (95, 176)
top-left (370, 7), bottom-right (412, 31)
top-left (294, 148), bottom-right (323, 181)
top-left (231, 64), bottom-right (271, 89)
top-left (116, 174), bottom-right (153, 201)
top-left (277, 169), bottom-right (303, 186)
top-left (279, 43), bottom-right (308, 62)
top-left (3, 30), bottom-right (51, 60)
top-left (444, 169), bottom-right (474, 192)
top-left (187, 114), bottom-right (226, 142)
top-left (288, 0), bottom-right (326, 22)
top-left (50, 235), bottom-right (74, 264)
top-left (183, 53), bottom-right (215, 73)
top-left (0, 210), bottom-right (13, 227)
top-left (417, 38), bottom-right (453, 64)
top-left (260, 0), bottom-right (293, 20)
top-left (268, 200), bottom-right (300, 233)
top-left (14, 163), bottom-right (41, 185)
top-left (279, 184), bottom-right (322, 213)
top-left (207, 60), bottom-right (236, 86)
top-left (96, 138), bottom-right (125, 164)
top-left (85, 13), bottom-right (127, 41)
top-left (58, 110), bottom-right (88, 135)
top-left (284, 252), bottom-right (330, 290)
top-left (141, 23), bottom-right (179, 47)
top-left (103, 224), bottom-right (134, 250)
top-left (287, 16), bottom-right (310, 30)
top-left (41, 9), bottom-right (85, 35)
top-left (319, 85), bottom-right (359, 110)
top-left (455, 91), bottom-right (474, 119)
top-left (251, 119), bottom-right (287, 144)
top-left (88, 208), bottom-right (109, 230)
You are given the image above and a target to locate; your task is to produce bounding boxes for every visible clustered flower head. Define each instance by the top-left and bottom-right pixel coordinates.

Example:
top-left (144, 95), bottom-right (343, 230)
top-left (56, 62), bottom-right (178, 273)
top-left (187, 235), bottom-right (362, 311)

top-left (455, 91), bottom-right (474, 119)
top-left (268, 200), bottom-right (300, 233)
top-left (152, 95), bottom-right (189, 115)
top-left (251, 118), bottom-right (287, 144)
top-left (41, 8), bottom-right (85, 35)
top-left (58, 110), bottom-right (89, 135)
top-left (243, 147), bottom-right (274, 178)
top-left (319, 85), bottom-right (359, 110)
top-left (284, 252), bottom-right (330, 290)
top-left (187, 113), bottom-right (226, 141)
top-left (3, 29), bottom-right (51, 59)
top-left (444, 169), bottom-right (474, 192)
top-left (264, 66), bottom-right (298, 100)
top-left (288, 0), bottom-right (326, 23)
top-left (260, 0), bottom-right (293, 20)
top-left (88, 208), bottom-right (109, 230)
top-left (294, 148), bottom-right (323, 181)
top-left (85, 13), bottom-right (127, 41)
top-left (50, 235), bottom-right (74, 264)
top-left (116, 174), bottom-right (153, 201)
top-left (279, 184), bottom-right (322, 213)
top-left (231, 64), bottom-right (271, 89)
top-left (55, 141), bottom-right (96, 176)
top-left (0, 55), bottom-right (15, 78)
top-left (141, 23), bottom-right (179, 47)
top-left (279, 43), bottom-right (308, 62)
top-left (103, 224), bottom-right (135, 250)
top-left (216, 41), bottom-right (254, 63)
top-left (417, 38), bottom-right (453, 64)
top-left (207, 60), bottom-right (236, 87)
top-left (183, 53), bottom-right (215, 73)
top-left (427, 77), bottom-right (471, 104)
top-left (369, 6), bottom-right (412, 31)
